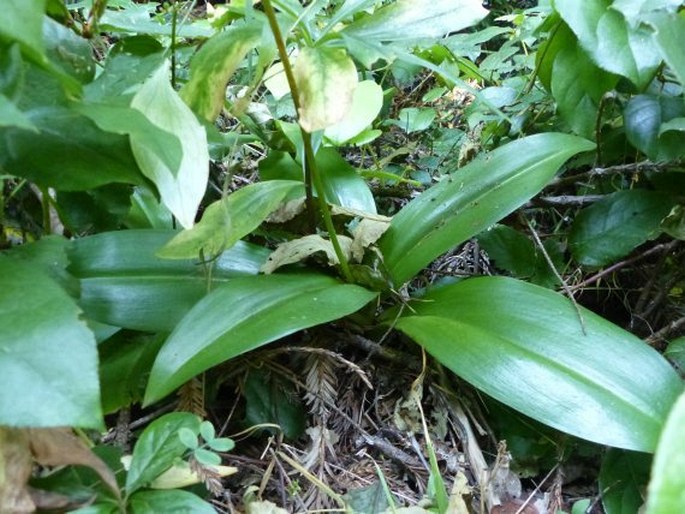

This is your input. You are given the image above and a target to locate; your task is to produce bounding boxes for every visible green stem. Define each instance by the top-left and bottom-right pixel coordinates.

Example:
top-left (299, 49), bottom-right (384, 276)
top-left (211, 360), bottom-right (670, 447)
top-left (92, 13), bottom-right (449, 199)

top-left (171, 2), bottom-right (178, 89)
top-left (262, 0), bottom-right (353, 283)
top-left (303, 131), bottom-right (353, 282)
top-left (261, 0), bottom-right (314, 214)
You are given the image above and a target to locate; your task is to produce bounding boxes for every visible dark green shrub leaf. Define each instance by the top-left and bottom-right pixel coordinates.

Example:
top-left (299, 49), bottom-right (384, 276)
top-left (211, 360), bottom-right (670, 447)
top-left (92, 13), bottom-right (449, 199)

top-left (649, 12), bottom-right (685, 88)
top-left (316, 148), bottom-right (377, 213)
top-left (99, 333), bottom-right (165, 414)
top-left (394, 277), bottom-right (682, 452)
top-left (68, 230), bottom-right (269, 331)
top-left (645, 390), bottom-right (685, 514)
top-left (599, 449), bottom-right (651, 514)
top-left (387, 107), bottom-right (436, 134)
top-left (125, 412), bottom-right (200, 494)
top-left (342, 0), bottom-right (488, 43)
top-left (569, 190), bottom-right (675, 268)
top-left (0, 257), bottom-right (102, 428)
top-left (664, 337), bottom-right (685, 373)
top-left (554, 0), bottom-right (661, 88)
top-left (243, 369), bottom-right (306, 440)
top-left (0, 106), bottom-right (144, 190)
top-left (477, 225), bottom-right (537, 278)
top-left (1, 0), bottom-right (46, 62)
top-left (624, 95), bottom-right (685, 160)
top-left (144, 273), bottom-right (377, 404)
top-left (378, 133), bottom-right (595, 286)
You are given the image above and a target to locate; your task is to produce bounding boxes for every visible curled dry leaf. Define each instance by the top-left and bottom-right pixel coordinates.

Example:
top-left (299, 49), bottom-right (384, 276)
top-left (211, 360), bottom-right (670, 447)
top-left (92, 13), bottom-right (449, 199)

top-left (261, 234), bottom-right (354, 274)
top-left (29, 428), bottom-right (121, 499)
top-left (0, 427), bottom-right (34, 514)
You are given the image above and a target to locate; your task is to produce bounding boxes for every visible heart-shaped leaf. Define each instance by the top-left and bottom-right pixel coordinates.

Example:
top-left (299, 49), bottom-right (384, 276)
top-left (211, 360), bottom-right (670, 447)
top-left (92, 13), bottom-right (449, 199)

top-left (0, 258), bottom-right (102, 428)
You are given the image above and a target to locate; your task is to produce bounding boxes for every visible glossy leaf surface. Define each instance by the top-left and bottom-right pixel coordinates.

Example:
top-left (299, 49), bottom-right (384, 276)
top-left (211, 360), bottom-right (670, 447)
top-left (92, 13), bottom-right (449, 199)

top-left (131, 61), bottom-right (209, 228)
top-left (378, 133), bottom-right (595, 285)
top-left (145, 274), bottom-right (377, 403)
top-left (394, 276), bottom-right (682, 452)
top-left (569, 190), bottom-right (674, 267)
top-left (0, 106), bottom-right (144, 190)
top-left (624, 94), bottom-right (685, 160)
top-left (181, 23), bottom-right (262, 122)
top-left (294, 46), bottom-right (358, 133)
top-left (68, 230), bottom-right (269, 332)
top-left (342, 0), bottom-right (488, 43)
top-left (0, 258), bottom-right (102, 428)
top-left (646, 390), bottom-right (685, 514)
top-left (316, 148), bottom-right (377, 213)
top-left (126, 412), bottom-right (200, 494)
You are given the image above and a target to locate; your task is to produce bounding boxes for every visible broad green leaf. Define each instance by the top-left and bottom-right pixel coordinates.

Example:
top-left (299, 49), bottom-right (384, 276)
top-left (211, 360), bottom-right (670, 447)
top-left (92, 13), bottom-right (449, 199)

top-left (126, 187), bottom-right (174, 229)
top-left (387, 107), bottom-right (436, 134)
top-left (158, 180), bottom-right (304, 259)
top-left (0, 0), bottom-right (46, 62)
top-left (599, 449), bottom-right (651, 514)
top-left (144, 273), bottom-right (377, 404)
top-left (477, 225), bottom-right (537, 278)
top-left (645, 390), bottom-right (685, 514)
top-left (0, 94), bottom-right (37, 131)
top-left (624, 95), bottom-right (685, 160)
top-left (180, 23), bottom-right (262, 122)
top-left (613, 0), bottom-right (682, 26)
top-left (316, 147), bottom-right (377, 214)
top-left (43, 16), bottom-right (95, 83)
top-left (554, 0), bottom-right (661, 88)
top-left (0, 257), bottom-right (102, 428)
top-left (76, 102), bottom-right (182, 174)
top-left (341, 0), bottom-right (488, 43)
top-left (243, 369), bottom-right (306, 439)
top-left (569, 190), bottom-right (675, 267)
top-left (84, 43), bottom-right (166, 101)
top-left (547, 24), bottom-right (619, 138)
top-left (648, 13), bottom-right (685, 88)
top-left (99, 333), bottom-right (165, 414)
top-left (324, 80), bottom-right (383, 145)
top-left (68, 230), bottom-right (269, 332)
top-left (293, 46), bottom-right (358, 133)
top-left (378, 133), bottom-right (595, 286)
top-left (131, 61), bottom-right (209, 229)
top-left (664, 337), bottom-right (685, 372)
top-left (0, 106), bottom-right (144, 190)
top-left (394, 276), bottom-right (682, 452)
top-left (126, 412), bottom-right (200, 494)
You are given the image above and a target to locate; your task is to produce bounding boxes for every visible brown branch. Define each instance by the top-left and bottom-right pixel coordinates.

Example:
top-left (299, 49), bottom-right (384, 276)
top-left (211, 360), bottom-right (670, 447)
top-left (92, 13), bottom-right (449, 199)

top-left (569, 242), bottom-right (679, 293)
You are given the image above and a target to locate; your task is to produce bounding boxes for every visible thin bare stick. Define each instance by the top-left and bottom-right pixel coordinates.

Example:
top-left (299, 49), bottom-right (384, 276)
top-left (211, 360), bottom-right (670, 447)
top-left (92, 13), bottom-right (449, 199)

top-left (569, 242), bottom-right (678, 292)
top-left (522, 214), bottom-right (586, 334)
